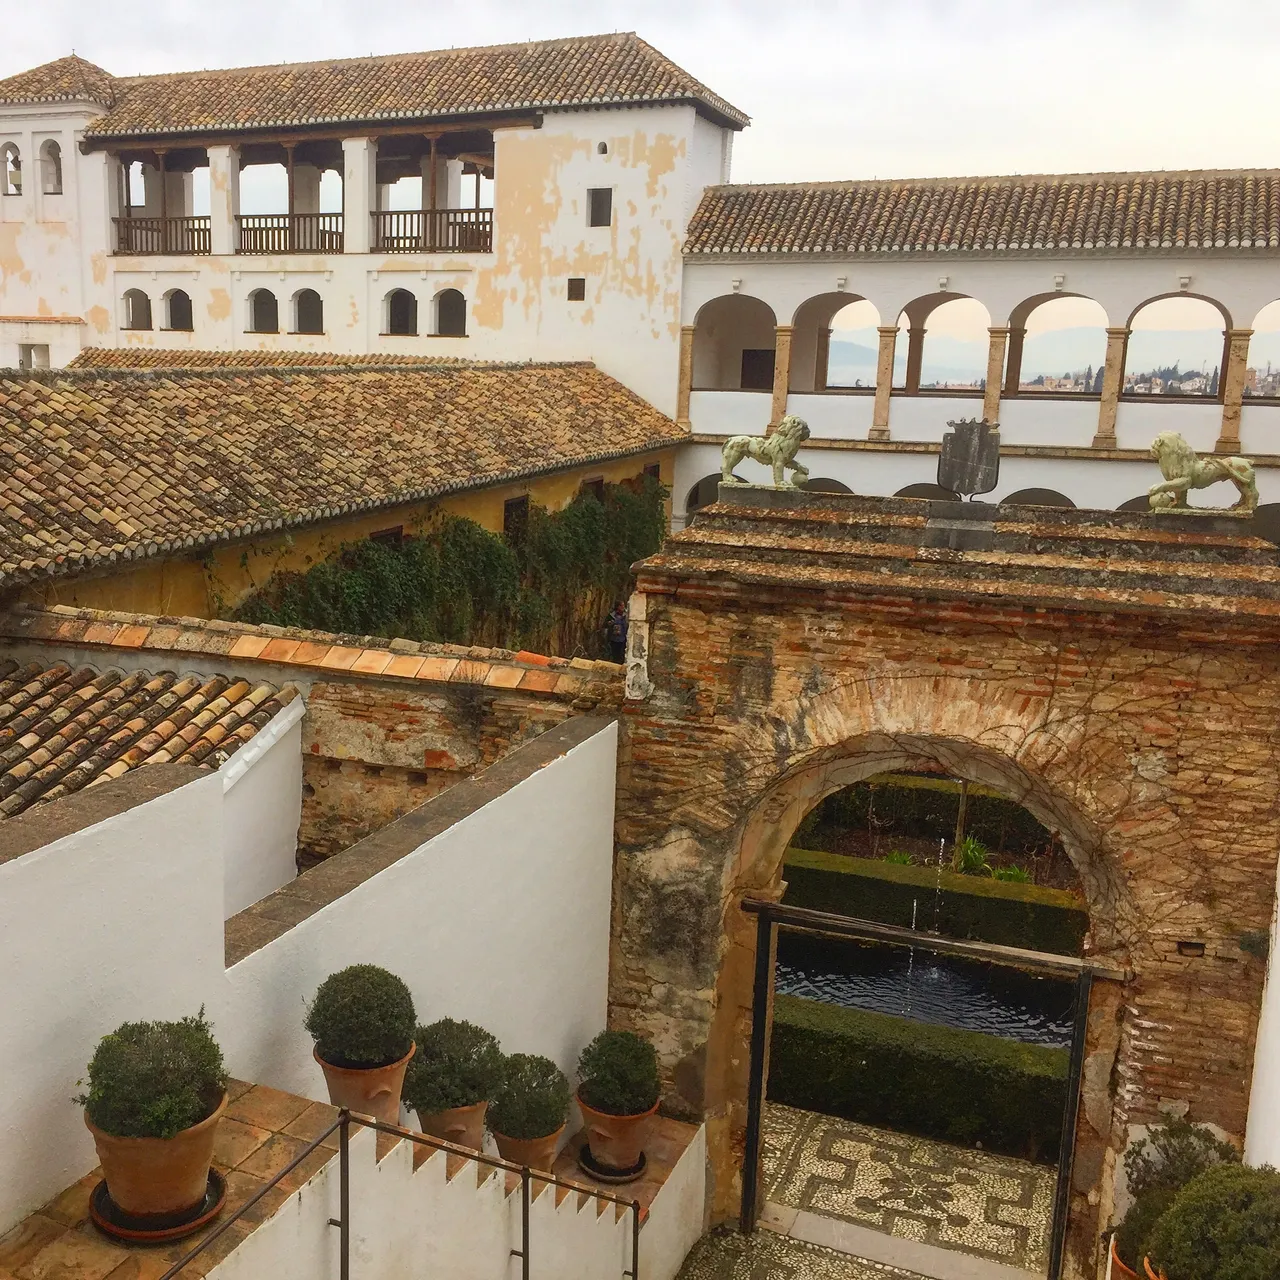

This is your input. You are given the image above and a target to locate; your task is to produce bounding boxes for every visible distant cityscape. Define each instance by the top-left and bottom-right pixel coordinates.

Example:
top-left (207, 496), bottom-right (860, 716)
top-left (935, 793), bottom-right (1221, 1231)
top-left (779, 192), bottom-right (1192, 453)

top-left (1246, 363), bottom-right (1280, 396)
top-left (1123, 363), bottom-right (1219, 396)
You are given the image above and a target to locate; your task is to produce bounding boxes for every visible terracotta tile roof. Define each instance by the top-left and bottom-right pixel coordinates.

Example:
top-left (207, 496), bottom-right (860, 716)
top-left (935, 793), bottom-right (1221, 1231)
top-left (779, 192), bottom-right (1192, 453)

top-left (684, 173), bottom-right (1280, 256)
top-left (3, 605), bottom-right (623, 709)
top-left (0, 653), bottom-right (297, 818)
top-left (0, 54), bottom-right (116, 107)
top-left (57, 33), bottom-right (745, 140)
top-left (68, 348), bottom-right (468, 370)
top-left (0, 361), bottom-right (683, 590)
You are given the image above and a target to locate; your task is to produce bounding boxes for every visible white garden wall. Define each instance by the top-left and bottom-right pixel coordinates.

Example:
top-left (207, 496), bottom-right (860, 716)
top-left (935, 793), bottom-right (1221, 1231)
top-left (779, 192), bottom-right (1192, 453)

top-left (1245, 854), bottom-right (1280, 1165)
top-left (219, 719), bottom-right (617, 1099)
top-left (220, 696), bottom-right (305, 918)
top-left (0, 717), bottom-right (617, 1238)
top-left (206, 1119), bottom-right (705, 1280)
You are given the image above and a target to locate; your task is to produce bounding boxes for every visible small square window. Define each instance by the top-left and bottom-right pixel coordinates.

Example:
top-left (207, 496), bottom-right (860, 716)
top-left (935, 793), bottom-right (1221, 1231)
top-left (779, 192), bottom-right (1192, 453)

top-left (18, 343), bottom-right (50, 371)
top-left (587, 187), bottom-right (612, 227)
top-left (567, 277), bottom-right (586, 302)
top-left (644, 463), bottom-right (661, 480)
top-left (369, 526), bottom-right (403, 548)
top-left (581, 477), bottom-right (605, 503)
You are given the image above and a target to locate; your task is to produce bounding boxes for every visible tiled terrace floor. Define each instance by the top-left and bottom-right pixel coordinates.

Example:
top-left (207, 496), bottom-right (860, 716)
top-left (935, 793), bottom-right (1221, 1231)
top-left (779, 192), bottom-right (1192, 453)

top-left (0, 1080), bottom-right (337, 1280)
top-left (678, 1227), bottom-right (927, 1280)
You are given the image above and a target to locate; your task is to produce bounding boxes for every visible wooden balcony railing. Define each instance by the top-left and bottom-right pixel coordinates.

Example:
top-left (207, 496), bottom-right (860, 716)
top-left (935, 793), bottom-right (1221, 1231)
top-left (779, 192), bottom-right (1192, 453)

top-left (113, 216), bottom-right (211, 255)
top-left (236, 213), bottom-right (344, 254)
top-left (371, 208), bottom-right (493, 253)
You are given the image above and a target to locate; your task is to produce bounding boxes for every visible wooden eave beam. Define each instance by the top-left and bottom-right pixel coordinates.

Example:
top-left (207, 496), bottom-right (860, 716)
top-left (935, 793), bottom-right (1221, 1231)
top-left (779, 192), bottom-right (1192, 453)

top-left (80, 110), bottom-right (542, 154)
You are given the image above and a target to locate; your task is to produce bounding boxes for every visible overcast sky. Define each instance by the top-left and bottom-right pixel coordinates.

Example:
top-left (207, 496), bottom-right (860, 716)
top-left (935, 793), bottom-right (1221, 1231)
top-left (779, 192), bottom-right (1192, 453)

top-left (8, 0), bottom-right (1280, 184)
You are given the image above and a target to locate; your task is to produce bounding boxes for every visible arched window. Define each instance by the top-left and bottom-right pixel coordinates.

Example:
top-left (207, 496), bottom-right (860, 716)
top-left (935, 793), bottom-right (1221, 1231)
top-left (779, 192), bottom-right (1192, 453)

top-left (165, 289), bottom-right (193, 332)
top-left (1246, 301), bottom-right (1280, 397)
top-left (1124, 296), bottom-right (1227, 398)
top-left (894, 295), bottom-right (992, 392)
top-left (691, 294), bottom-right (778, 390)
top-left (895, 483), bottom-right (961, 501)
top-left (39, 140), bottom-right (62, 195)
top-left (1008, 295), bottom-right (1107, 394)
top-left (1000, 488), bottom-right (1077, 509)
top-left (122, 289), bottom-right (152, 331)
top-left (386, 288), bottom-right (418, 336)
top-left (800, 478), bottom-right (853, 494)
top-left (248, 289), bottom-right (279, 334)
top-left (2, 144), bottom-right (20, 197)
top-left (294, 289), bottom-right (324, 334)
top-left (435, 288), bottom-right (466, 337)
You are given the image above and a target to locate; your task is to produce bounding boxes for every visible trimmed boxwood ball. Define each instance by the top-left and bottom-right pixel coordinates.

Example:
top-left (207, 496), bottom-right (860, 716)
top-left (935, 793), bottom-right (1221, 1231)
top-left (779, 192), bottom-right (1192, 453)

top-left (1146, 1163), bottom-right (1280, 1280)
top-left (305, 965), bottom-right (416, 1069)
top-left (489, 1054), bottom-right (571, 1141)
top-left (404, 1019), bottom-right (503, 1115)
top-left (577, 1030), bottom-right (660, 1117)
top-left (1115, 1188), bottom-right (1177, 1272)
top-left (76, 1009), bottom-right (227, 1140)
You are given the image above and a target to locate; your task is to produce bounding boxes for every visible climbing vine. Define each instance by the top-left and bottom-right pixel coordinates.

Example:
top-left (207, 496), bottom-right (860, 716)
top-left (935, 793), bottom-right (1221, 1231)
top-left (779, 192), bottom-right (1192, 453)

top-left (232, 475), bottom-right (667, 657)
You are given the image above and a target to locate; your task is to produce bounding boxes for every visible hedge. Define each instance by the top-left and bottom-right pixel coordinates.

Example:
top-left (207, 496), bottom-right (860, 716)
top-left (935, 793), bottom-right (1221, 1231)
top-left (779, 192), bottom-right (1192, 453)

top-left (793, 773), bottom-right (1054, 857)
top-left (783, 847), bottom-right (1088, 956)
top-left (768, 994), bottom-right (1069, 1162)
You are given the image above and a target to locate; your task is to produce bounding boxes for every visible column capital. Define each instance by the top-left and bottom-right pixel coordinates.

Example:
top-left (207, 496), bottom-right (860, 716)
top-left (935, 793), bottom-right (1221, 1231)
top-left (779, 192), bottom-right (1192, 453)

top-left (1105, 326), bottom-right (1131, 338)
top-left (1226, 327), bottom-right (1255, 340)
top-left (987, 326), bottom-right (1013, 336)
top-left (774, 324), bottom-right (794, 336)
top-left (876, 325), bottom-right (900, 337)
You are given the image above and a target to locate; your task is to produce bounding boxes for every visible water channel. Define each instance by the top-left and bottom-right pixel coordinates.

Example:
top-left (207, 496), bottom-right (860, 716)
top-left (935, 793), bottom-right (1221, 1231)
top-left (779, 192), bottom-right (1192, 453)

top-left (774, 932), bottom-right (1075, 1048)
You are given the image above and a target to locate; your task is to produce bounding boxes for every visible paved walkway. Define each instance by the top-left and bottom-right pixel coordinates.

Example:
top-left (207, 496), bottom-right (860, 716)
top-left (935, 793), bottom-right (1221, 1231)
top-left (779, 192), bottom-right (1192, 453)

top-left (677, 1105), bottom-right (1053, 1280)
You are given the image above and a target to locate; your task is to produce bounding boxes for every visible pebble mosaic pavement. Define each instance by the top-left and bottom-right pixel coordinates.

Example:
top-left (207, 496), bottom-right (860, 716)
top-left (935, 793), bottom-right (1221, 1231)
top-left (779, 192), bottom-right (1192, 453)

top-left (762, 1104), bottom-right (1053, 1272)
top-left (677, 1105), bottom-right (1055, 1278)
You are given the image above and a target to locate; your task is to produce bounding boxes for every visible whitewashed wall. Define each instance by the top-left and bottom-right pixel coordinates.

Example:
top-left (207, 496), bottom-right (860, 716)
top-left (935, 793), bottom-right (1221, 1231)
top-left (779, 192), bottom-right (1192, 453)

top-left (219, 720), bottom-right (617, 1099)
top-left (1245, 855), bottom-right (1280, 1166)
top-left (219, 697), bottom-right (305, 918)
top-left (208, 1119), bottom-right (705, 1280)
top-left (0, 719), bottom-right (616, 1236)
top-left (0, 773), bottom-right (226, 1230)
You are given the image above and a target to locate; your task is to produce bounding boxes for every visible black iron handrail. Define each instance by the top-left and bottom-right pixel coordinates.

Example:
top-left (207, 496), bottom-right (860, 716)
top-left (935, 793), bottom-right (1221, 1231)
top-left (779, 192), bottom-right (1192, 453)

top-left (155, 1109), bottom-right (641, 1280)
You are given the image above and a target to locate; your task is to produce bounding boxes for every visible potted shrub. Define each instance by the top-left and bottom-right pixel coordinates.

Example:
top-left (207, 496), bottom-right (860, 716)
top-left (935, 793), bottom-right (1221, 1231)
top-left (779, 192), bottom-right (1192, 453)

top-left (1111, 1116), bottom-right (1240, 1278)
top-left (305, 964), bottom-right (416, 1124)
top-left (1144, 1163), bottom-right (1280, 1280)
top-left (488, 1053), bottom-right (571, 1170)
top-left (576, 1029), bottom-right (660, 1176)
top-left (404, 1018), bottom-right (502, 1150)
top-left (76, 1011), bottom-right (228, 1217)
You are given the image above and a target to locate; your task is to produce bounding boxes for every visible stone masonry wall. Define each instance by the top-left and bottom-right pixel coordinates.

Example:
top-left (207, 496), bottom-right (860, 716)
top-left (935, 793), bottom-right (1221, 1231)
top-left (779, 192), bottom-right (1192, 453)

top-left (614, 582), bottom-right (1280, 1279)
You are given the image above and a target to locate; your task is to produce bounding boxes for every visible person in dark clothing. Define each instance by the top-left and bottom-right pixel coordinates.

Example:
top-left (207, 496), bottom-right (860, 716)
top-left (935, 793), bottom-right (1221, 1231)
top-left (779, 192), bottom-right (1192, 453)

top-left (605, 602), bottom-right (628, 663)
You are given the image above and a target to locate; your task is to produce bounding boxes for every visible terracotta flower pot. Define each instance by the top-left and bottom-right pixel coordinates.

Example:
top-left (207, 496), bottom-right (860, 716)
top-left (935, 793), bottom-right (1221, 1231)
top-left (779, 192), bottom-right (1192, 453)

top-left (86, 1093), bottom-right (227, 1218)
top-left (416, 1099), bottom-right (488, 1151)
top-left (1142, 1259), bottom-right (1167, 1280)
top-left (492, 1123), bottom-right (566, 1171)
top-left (314, 1042), bottom-right (415, 1125)
top-left (1110, 1235), bottom-right (1140, 1280)
top-left (576, 1091), bottom-right (659, 1172)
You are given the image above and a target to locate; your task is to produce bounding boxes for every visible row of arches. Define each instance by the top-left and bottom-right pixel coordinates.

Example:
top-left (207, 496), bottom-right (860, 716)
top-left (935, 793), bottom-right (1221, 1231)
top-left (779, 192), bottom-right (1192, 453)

top-left (694, 288), bottom-right (1280, 400)
top-left (1, 140), bottom-right (61, 197)
top-left (120, 286), bottom-right (469, 337)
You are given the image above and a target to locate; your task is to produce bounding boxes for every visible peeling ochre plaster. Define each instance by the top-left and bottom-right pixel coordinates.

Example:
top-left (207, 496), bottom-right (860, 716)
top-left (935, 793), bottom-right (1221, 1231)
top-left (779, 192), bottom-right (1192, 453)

top-left (206, 289), bottom-right (231, 321)
top-left (86, 305), bottom-right (110, 334)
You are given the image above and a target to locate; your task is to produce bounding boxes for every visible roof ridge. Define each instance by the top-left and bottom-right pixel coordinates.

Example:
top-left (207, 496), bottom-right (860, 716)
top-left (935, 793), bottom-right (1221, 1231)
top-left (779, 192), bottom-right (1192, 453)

top-left (711, 168), bottom-right (1280, 191)
top-left (25, 359), bottom-right (601, 382)
top-left (111, 31), bottom-right (643, 86)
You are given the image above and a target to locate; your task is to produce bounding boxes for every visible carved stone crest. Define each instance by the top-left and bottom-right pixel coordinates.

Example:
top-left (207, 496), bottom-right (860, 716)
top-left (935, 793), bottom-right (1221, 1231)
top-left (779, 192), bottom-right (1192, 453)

top-left (938, 418), bottom-right (1000, 498)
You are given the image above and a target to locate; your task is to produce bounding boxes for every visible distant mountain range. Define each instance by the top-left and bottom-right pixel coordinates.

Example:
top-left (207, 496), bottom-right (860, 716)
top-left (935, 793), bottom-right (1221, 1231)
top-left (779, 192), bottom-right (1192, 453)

top-left (826, 327), bottom-right (1233, 386)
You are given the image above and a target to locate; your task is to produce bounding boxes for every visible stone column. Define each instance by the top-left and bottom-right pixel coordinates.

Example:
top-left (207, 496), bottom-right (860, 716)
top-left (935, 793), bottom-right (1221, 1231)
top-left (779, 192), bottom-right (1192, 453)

top-left (1093, 326), bottom-right (1130, 449)
top-left (814, 325), bottom-right (832, 391)
top-left (983, 327), bottom-right (1010, 424)
top-left (904, 325), bottom-right (927, 393)
top-left (1003, 326), bottom-right (1026, 395)
top-left (770, 325), bottom-right (794, 427)
top-left (342, 137), bottom-right (377, 254)
top-left (870, 325), bottom-right (898, 441)
top-left (676, 324), bottom-right (696, 427)
top-left (1216, 328), bottom-right (1254, 454)
top-left (207, 145), bottom-right (240, 255)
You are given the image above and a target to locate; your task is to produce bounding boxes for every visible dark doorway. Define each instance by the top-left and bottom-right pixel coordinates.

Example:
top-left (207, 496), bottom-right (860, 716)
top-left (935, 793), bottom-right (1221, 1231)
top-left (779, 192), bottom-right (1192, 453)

top-left (741, 348), bottom-right (776, 390)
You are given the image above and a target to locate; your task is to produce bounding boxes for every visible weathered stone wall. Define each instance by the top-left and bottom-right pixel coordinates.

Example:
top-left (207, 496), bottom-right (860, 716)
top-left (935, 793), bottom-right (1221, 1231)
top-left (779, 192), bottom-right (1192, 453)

top-left (614, 581), bottom-right (1280, 1279)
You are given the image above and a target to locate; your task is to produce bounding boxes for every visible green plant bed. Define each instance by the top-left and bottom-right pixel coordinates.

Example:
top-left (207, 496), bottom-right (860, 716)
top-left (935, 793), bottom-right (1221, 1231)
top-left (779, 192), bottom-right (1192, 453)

top-left (783, 847), bottom-right (1088, 956)
top-left (767, 994), bottom-right (1069, 1162)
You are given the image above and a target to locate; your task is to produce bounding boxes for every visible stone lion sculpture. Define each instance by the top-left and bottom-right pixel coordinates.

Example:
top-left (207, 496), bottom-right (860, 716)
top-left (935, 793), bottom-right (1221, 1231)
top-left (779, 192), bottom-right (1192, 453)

top-left (1148, 431), bottom-right (1258, 514)
top-left (720, 415), bottom-right (811, 488)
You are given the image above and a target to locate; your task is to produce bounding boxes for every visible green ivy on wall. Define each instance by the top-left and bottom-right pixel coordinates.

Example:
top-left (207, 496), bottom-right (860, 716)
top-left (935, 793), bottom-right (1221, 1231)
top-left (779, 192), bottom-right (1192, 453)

top-left (232, 475), bottom-right (667, 657)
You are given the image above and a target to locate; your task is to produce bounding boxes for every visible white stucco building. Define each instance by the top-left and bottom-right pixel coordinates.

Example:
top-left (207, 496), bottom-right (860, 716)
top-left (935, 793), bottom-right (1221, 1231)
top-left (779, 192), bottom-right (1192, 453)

top-left (5, 34), bottom-right (1280, 520)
